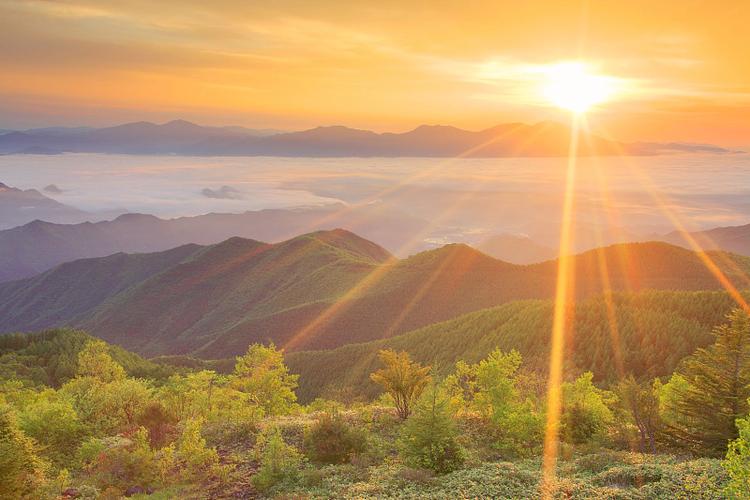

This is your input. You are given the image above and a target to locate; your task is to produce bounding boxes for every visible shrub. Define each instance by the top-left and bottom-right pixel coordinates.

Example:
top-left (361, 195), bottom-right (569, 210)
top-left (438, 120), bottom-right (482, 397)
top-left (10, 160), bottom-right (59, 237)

top-left (561, 372), bottom-right (614, 445)
top-left (399, 383), bottom-right (465, 474)
top-left (176, 418), bottom-right (219, 481)
top-left (723, 414), bottom-right (750, 498)
top-left (136, 401), bottom-right (177, 448)
top-left (0, 404), bottom-right (46, 498)
top-left (398, 467), bottom-right (435, 484)
top-left (304, 411), bottom-right (367, 464)
top-left (86, 427), bottom-right (158, 491)
top-left (252, 427), bottom-right (305, 493)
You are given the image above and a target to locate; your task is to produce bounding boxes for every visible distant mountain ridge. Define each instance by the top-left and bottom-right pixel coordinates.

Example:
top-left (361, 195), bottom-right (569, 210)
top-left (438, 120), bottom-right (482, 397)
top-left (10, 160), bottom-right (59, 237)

top-left (659, 222), bottom-right (750, 256)
top-left (0, 230), bottom-right (747, 358)
top-left (0, 119), bottom-right (737, 157)
top-left (0, 204), bottom-right (427, 282)
top-left (476, 233), bottom-right (557, 264)
top-left (0, 181), bottom-right (92, 229)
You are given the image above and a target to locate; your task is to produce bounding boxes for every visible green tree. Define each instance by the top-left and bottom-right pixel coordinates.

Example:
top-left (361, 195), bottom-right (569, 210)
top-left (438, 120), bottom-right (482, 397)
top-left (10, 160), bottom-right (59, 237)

top-left (662, 308), bottom-right (750, 455)
top-left (176, 418), bottom-right (219, 481)
top-left (723, 411), bottom-right (750, 498)
top-left (561, 372), bottom-right (614, 445)
top-left (19, 392), bottom-right (86, 467)
top-left (77, 340), bottom-right (125, 382)
top-left (614, 376), bottom-right (662, 453)
top-left (232, 344), bottom-right (298, 416)
top-left (252, 427), bottom-right (304, 492)
top-left (446, 349), bottom-right (544, 456)
top-left (0, 404), bottom-right (46, 498)
top-left (399, 382), bottom-right (465, 473)
top-left (370, 349), bottom-right (431, 419)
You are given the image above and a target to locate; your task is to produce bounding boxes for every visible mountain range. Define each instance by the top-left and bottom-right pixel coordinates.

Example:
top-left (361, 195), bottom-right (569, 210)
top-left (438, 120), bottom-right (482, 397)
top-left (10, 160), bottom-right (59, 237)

top-left (0, 119), bottom-right (738, 157)
top-left (6, 197), bottom-right (750, 283)
top-left (0, 204), bottom-right (428, 282)
top-left (659, 223), bottom-right (750, 256)
top-left (1, 229), bottom-right (748, 358)
top-left (0, 181), bottom-right (95, 229)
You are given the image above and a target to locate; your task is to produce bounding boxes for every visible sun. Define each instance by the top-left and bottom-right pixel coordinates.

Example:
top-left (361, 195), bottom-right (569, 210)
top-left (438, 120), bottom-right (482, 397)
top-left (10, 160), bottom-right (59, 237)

top-left (542, 62), bottom-right (615, 113)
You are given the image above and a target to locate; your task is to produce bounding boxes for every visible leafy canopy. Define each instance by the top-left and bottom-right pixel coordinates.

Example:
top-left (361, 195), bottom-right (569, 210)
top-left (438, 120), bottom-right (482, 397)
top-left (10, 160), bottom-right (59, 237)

top-left (370, 349), bottom-right (431, 419)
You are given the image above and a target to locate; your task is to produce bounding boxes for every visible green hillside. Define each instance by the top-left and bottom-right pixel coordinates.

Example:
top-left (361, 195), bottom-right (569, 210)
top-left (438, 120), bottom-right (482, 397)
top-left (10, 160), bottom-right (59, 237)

top-left (287, 289), bottom-right (740, 402)
top-left (0, 244), bottom-right (201, 332)
top-left (79, 230), bottom-right (392, 355)
top-left (0, 328), bottom-right (182, 388)
top-left (1, 229), bottom-right (749, 359)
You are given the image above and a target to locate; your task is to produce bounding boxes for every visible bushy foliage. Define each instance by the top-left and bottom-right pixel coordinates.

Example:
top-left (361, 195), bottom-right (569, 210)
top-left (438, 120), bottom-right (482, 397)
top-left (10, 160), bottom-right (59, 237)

top-left (0, 403), bottom-right (46, 498)
top-left (232, 343), bottom-right (299, 416)
top-left (370, 349), bottom-right (431, 419)
top-left (18, 391), bottom-right (86, 467)
top-left (723, 412), bottom-right (750, 498)
top-left (0, 329), bottom-right (179, 388)
top-left (561, 372), bottom-right (614, 445)
top-left (304, 411), bottom-right (367, 464)
top-left (77, 340), bottom-right (126, 383)
top-left (176, 417), bottom-right (220, 481)
top-left (612, 376), bottom-right (662, 452)
top-left (399, 383), bottom-right (465, 473)
top-left (444, 349), bottom-right (544, 456)
top-left (136, 401), bottom-right (177, 448)
top-left (83, 427), bottom-right (158, 492)
top-left (252, 426), bottom-right (305, 492)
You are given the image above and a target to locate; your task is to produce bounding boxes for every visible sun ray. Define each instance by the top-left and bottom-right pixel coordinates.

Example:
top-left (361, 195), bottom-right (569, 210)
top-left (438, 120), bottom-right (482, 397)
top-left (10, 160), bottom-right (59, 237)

top-left (593, 126), bottom-right (750, 313)
top-left (541, 114), bottom-right (581, 495)
top-left (282, 121), bottom-right (565, 351)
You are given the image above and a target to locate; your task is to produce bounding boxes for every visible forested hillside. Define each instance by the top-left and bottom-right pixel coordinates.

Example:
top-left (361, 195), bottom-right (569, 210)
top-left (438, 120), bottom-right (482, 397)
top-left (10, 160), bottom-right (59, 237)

top-left (1, 230), bottom-right (748, 358)
top-left (287, 290), bottom-right (739, 402)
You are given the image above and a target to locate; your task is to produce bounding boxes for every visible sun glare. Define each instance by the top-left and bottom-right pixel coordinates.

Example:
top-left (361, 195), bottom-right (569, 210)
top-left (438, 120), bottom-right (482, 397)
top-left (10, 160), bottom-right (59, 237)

top-left (542, 62), bottom-right (615, 113)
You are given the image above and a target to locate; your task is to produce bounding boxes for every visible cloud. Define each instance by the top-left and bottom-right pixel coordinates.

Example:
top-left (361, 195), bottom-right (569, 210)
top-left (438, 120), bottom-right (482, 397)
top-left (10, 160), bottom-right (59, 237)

top-left (201, 185), bottom-right (243, 200)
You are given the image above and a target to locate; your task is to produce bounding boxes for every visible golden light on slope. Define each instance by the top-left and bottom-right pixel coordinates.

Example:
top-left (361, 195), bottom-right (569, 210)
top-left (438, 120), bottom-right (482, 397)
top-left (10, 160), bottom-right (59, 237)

top-left (542, 62), bottom-right (616, 113)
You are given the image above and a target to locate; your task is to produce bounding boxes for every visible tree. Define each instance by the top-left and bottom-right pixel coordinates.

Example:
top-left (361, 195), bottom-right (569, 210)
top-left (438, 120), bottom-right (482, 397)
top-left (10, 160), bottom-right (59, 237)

top-left (76, 340), bottom-right (125, 383)
top-left (662, 308), bottom-right (750, 455)
top-left (19, 392), bottom-right (86, 467)
top-left (0, 404), bottom-right (46, 498)
top-left (252, 427), bottom-right (304, 492)
top-left (561, 372), bottom-right (614, 445)
top-left (723, 411), bottom-right (750, 498)
top-left (445, 349), bottom-right (544, 456)
top-left (614, 376), bottom-right (661, 453)
top-left (176, 418), bottom-right (219, 481)
top-left (399, 382), bottom-right (465, 473)
top-left (370, 350), bottom-right (431, 419)
top-left (232, 344), bottom-right (298, 416)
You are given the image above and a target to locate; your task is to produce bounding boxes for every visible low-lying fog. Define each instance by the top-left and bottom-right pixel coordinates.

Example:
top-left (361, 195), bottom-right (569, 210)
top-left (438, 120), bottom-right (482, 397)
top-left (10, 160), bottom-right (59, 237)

top-left (1, 152), bottom-right (749, 252)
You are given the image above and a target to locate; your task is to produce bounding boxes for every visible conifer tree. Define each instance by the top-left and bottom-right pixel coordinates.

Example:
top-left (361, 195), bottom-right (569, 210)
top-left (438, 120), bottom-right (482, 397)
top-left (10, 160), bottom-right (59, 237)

top-left (399, 382), bottom-right (465, 473)
top-left (663, 308), bottom-right (750, 455)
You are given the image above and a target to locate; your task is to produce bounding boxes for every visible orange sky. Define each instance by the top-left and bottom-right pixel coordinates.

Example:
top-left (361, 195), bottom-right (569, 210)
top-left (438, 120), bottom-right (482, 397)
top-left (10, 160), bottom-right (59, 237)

top-left (1, 0), bottom-right (749, 146)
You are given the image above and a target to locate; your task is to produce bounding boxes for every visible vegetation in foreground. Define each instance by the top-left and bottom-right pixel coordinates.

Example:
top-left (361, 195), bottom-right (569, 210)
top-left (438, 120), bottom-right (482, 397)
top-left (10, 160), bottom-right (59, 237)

top-left (1, 307), bottom-right (749, 499)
